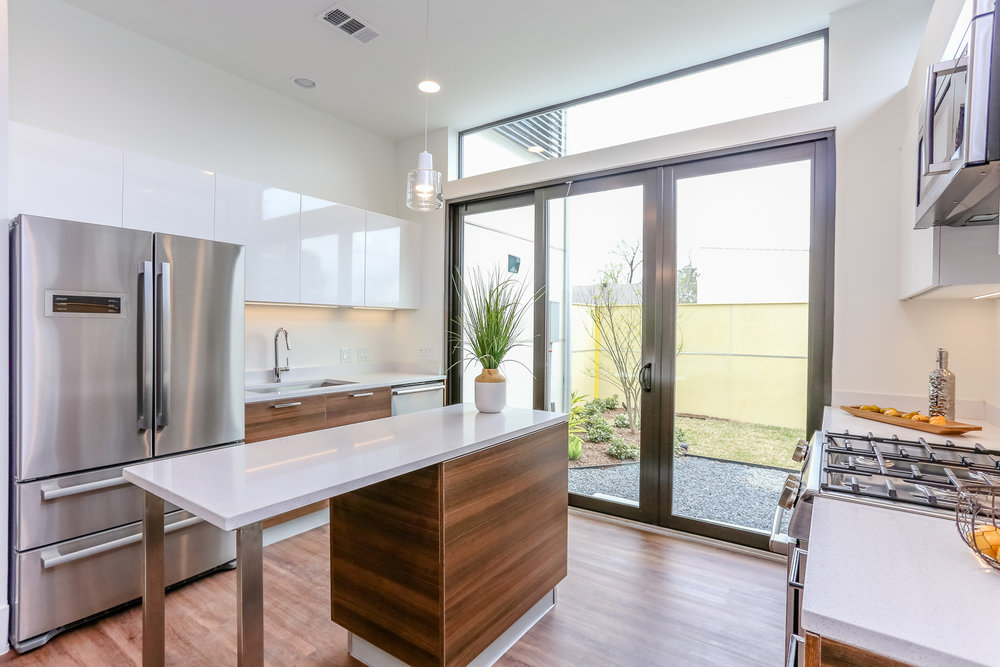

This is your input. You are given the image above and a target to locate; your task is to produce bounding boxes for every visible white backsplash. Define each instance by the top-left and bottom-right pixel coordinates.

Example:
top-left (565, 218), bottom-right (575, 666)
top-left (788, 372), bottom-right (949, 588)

top-left (245, 303), bottom-right (399, 373)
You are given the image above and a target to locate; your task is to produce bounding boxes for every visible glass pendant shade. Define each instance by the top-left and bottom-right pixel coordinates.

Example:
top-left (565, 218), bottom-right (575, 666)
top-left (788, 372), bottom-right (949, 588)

top-left (406, 150), bottom-right (443, 211)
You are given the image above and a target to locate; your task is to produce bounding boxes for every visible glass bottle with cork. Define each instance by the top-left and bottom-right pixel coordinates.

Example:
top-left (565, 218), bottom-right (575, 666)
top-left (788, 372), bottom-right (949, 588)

top-left (928, 347), bottom-right (956, 422)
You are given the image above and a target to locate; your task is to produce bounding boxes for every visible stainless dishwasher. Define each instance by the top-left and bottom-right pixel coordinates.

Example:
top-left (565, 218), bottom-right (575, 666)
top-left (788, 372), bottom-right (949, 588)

top-left (390, 381), bottom-right (445, 415)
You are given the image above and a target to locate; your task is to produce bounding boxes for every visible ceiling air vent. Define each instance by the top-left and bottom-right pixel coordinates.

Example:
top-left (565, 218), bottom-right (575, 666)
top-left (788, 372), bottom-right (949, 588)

top-left (317, 5), bottom-right (381, 44)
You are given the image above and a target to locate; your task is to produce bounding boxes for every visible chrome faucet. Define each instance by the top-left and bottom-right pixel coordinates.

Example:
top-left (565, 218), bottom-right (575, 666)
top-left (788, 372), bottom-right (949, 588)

top-left (273, 327), bottom-right (291, 382)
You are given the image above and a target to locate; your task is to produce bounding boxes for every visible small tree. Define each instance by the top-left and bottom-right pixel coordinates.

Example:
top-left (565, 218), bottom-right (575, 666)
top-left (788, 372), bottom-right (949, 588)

top-left (583, 260), bottom-right (643, 434)
top-left (677, 262), bottom-right (699, 304)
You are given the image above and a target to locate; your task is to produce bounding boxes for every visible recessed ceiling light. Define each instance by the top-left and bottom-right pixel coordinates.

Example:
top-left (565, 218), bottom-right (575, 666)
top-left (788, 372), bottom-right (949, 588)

top-left (291, 76), bottom-right (317, 89)
top-left (527, 145), bottom-right (545, 154)
top-left (417, 80), bottom-right (440, 93)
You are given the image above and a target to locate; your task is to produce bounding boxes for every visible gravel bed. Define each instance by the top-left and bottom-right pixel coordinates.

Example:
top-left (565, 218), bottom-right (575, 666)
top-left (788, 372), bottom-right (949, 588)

top-left (568, 456), bottom-right (790, 532)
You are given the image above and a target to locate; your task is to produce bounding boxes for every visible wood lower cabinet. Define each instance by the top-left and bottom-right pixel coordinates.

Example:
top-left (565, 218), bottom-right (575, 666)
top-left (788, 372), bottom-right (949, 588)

top-left (805, 633), bottom-right (913, 667)
top-left (330, 423), bottom-right (568, 667)
top-left (325, 387), bottom-right (391, 428)
top-left (244, 395), bottom-right (327, 444)
top-left (245, 387), bottom-right (390, 528)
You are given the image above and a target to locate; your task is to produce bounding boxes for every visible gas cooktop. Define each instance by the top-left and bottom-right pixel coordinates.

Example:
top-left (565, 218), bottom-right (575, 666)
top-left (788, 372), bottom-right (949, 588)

top-left (820, 431), bottom-right (1000, 514)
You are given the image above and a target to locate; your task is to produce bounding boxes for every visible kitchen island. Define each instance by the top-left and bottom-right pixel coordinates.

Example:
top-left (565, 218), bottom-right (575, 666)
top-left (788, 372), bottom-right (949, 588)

top-left (123, 404), bottom-right (568, 667)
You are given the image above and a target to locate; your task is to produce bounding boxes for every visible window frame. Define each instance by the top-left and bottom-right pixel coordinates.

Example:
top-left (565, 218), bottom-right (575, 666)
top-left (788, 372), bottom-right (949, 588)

top-left (458, 29), bottom-right (829, 178)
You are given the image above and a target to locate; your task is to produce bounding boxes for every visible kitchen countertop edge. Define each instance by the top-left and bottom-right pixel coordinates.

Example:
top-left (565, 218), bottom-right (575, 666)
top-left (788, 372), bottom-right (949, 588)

top-left (243, 372), bottom-right (446, 403)
top-left (123, 404), bottom-right (567, 532)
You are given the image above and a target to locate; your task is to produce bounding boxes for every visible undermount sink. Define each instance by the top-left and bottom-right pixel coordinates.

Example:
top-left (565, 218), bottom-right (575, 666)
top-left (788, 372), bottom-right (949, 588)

top-left (246, 379), bottom-right (356, 394)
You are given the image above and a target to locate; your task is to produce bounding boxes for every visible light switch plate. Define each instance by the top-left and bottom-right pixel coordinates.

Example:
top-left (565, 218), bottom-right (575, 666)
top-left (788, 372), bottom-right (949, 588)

top-left (358, 347), bottom-right (370, 361)
top-left (340, 347), bottom-right (353, 362)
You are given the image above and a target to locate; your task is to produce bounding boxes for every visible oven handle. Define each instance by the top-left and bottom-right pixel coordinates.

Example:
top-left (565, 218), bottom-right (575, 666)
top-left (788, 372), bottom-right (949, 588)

top-left (786, 633), bottom-right (805, 667)
top-left (788, 547), bottom-right (807, 590)
top-left (768, 502), bottom-right (793, 555)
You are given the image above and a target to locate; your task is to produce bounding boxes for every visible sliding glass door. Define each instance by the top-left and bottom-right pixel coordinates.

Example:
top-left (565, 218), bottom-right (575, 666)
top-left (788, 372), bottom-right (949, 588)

top-left (448, 134), bottom-right (833, 547)
top-left (543, 172), bottom-right (659, 521)
top-left (659, 142), bottom-right (832, 546)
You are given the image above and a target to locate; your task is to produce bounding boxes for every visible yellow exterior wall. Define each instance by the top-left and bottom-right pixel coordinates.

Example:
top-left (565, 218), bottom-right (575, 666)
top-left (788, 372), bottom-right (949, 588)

top-left (570, 302), bottom-right (808, 429)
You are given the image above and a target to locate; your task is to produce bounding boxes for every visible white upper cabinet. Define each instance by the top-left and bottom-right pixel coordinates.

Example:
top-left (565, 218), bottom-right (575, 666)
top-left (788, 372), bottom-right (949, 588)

top-left (123, 151), bottom-right (215, 239)
top-left (365, 212), bottom-right (421, 309)
top-left (9, 122), bottom-right (123, 227)
top-left (215, 174), bottom-right (301, 303)
top-left (300, 196), bottom-right (366, 307)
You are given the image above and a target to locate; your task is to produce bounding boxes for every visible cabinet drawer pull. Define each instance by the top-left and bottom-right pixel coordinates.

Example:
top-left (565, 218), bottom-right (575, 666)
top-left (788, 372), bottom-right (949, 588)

top-left (271, 402), bottom-right (302, 409)
top-left (351, 392), bottom-right (374, 398)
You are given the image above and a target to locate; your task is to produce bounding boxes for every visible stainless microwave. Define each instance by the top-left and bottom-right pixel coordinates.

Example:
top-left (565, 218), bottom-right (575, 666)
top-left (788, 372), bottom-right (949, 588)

top-left (916, 0), bottom-right (1000, 228)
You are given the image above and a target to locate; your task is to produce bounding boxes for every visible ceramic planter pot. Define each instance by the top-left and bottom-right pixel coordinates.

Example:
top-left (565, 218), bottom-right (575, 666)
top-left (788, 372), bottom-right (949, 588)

top-left (474, 368), bottom-right (506, 413)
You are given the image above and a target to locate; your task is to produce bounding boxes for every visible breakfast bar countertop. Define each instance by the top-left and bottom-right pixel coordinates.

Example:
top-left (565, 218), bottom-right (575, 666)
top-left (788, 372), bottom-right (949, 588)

top-left (122, 404), bottom-right (567, 531)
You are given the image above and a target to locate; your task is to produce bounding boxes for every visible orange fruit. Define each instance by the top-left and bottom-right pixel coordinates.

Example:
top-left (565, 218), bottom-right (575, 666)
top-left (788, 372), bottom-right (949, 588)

top-left (929, 415), bottom-right (947, 425)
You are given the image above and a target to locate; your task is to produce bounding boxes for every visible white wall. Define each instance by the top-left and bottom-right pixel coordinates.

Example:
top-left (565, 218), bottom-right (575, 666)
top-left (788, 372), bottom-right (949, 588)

top-left (393, 128), bottom-right (448, 372)
top-left (9, 0), bottom-right (397, 214)
top-left (433, 0), bottom-right (1000, 411)
top-left (0, 0), bottom-right (9, 652)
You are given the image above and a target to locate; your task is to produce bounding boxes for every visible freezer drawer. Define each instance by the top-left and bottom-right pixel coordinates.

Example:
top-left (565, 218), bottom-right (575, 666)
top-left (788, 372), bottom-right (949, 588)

top-left (11, 510), bottom-right (235, 648)
top-left (15, 465), bottom-right (180, 551)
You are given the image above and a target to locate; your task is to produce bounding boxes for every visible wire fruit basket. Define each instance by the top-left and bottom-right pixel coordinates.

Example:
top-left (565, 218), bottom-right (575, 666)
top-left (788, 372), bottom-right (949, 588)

top-left (956, 484), bottom-right (1000, 571)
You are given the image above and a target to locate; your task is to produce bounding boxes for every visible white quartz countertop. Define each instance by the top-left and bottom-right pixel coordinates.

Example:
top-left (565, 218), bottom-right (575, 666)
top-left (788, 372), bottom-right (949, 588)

top-left (802, 406), bottom-right (1000, 666)
top-left (802, 496), bottom-right (1000, 667)
top-left (243, 371), bottom-right (445, 404)
top-left (123, 404), bottom-right (566, 532)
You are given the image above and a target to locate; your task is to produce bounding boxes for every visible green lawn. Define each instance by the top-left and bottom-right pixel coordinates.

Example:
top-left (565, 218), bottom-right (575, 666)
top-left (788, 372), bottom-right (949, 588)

top-left (674, 415), bottom-right (801, 469)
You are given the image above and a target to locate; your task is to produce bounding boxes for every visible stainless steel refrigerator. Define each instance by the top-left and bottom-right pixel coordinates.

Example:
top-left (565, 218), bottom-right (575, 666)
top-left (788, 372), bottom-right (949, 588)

top-left (9, 214), bottom-right (245, 651)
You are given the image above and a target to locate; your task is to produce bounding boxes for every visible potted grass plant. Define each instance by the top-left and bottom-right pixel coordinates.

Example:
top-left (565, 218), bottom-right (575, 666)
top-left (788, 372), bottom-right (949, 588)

top-left (453, 266), bottom-right (537, 413)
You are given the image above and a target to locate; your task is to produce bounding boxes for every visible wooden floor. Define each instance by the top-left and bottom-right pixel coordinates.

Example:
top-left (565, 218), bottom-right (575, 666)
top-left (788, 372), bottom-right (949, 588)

top-left (0, 510), bottom-right (786, 666)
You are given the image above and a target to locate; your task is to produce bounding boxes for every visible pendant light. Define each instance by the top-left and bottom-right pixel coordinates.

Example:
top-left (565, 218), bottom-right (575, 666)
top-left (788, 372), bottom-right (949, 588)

top-left (406, 0), bottom-right (443, 211)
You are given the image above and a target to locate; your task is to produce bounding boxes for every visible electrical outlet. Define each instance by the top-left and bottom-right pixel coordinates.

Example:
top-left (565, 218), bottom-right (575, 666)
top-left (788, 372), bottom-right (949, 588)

top-left (358, 347), bottom-right (370, 361)
top-left (418, 346), bottom-right (432, 359)
top-left (340, 347), bottom-right (353, 363)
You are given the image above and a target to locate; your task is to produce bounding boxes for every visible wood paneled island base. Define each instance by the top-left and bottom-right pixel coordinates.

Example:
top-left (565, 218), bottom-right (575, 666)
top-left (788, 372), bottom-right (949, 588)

top-left (330, 423), bottom-right (568, 667)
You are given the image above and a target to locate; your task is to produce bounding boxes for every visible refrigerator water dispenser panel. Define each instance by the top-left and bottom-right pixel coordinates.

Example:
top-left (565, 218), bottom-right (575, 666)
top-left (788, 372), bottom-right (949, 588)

top-left (45, 289), bottom-right (126, 318)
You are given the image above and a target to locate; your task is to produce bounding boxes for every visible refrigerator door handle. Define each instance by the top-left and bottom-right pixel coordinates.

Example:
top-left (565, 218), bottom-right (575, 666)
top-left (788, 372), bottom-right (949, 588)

top-left (138, 261), bottom-right (154, 431)
top-left (156, 262), bottom-right (171, 428)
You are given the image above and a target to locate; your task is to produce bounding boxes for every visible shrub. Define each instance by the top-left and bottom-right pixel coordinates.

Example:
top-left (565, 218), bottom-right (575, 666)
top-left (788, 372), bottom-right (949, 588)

top-left (568, 391), bottom-right (588, 440)
top-left (613, 414), bottom-right (630, 428)
top-left (606, 436), bottom-right (639, 460)
top-left (568, 435), bottom-right (583, 460)
top-left (601, 394), bottom-right (620, 411)
top-left (582, 399), bottom-right (605, 417)
top-left (583, 414), bottom-right (614, 442)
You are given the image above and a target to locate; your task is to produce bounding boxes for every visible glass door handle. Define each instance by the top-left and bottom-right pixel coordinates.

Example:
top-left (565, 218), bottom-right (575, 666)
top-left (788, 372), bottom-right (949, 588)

top-left (639, 362), bottom-right (652, 392)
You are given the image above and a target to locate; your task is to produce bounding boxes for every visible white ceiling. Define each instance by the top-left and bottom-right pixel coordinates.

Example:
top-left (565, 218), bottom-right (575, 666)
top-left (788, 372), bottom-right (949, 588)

top-left (59, 0), bottom-right (867, 142)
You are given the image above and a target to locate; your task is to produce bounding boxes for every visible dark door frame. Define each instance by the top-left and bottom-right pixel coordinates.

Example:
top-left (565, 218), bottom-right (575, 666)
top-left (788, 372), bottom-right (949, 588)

top-left (445, 131), bottom-right (835, 548)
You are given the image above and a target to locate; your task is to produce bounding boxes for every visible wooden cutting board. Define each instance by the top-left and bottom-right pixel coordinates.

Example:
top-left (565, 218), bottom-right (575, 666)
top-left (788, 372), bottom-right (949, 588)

top-left (840, 405), bottom-right (982, 435)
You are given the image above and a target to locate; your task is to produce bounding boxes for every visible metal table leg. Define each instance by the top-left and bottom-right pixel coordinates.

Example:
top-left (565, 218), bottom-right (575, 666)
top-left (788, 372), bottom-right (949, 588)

top-left (142, 492), bottom-right (165, 667)
top-left (237, 522), bottom-right (264, 667)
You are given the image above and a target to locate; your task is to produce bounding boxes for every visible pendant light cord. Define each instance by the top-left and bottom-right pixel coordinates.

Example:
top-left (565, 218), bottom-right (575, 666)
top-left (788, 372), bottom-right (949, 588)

top-left (423, 0), bottom-right (431, 152)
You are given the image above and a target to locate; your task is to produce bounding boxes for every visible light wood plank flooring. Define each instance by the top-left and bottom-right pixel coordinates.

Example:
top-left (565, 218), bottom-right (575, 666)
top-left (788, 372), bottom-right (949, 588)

top-left (0, 510), bottom-right (786, 666)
